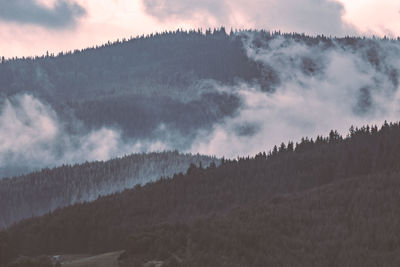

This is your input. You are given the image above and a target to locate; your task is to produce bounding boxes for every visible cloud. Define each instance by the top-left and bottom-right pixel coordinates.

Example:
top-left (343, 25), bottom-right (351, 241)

top-left (142, 0), bottom-right (357, 36)
top-left (189, 35), bottom-right (400, 158)
top-left (0, 94), bottom-right (169, 177)
top-left (0, 0), bottom-right (86, 29)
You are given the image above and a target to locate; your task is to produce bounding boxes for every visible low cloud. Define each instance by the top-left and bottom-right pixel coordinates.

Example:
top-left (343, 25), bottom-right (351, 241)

top-left (189, 35), bottom-right (400, 157)
top-left (0, 0), bottom-right (86, 29)
top-left (0, 94), bottom-right (169, 177)
top-left (142, 0), bottom-right (356, 36)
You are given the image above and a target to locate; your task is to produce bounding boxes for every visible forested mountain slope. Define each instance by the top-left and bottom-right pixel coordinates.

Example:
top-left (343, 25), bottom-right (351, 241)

top-left (2, 29), bottom-right (400, 177)
top-left (2, 122), bottom-right (400, 266)
top-left (0, 151), bottom-right (218, 229)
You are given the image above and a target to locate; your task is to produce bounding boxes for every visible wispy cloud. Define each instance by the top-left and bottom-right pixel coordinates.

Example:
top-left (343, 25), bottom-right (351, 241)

top-left (0, 94), bottom-right (169, 177)
top-left (190, 35), bottom-right (400, 157)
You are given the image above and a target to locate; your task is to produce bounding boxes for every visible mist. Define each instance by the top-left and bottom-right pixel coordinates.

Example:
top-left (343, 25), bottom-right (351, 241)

top-left (0, 94), bottom-right (169, 177)
top-left (190, 35), bottom-right (400, 157)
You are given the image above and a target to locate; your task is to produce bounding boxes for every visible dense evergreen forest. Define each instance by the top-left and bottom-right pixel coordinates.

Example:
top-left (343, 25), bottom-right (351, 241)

top-left (2, 122), bottom-right (400, 266)
top-left (0, 152), bottom-right (218, 229)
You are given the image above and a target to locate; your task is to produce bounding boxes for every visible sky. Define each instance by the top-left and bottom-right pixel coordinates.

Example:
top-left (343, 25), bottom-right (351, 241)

top-left (0, 0), bottom-right (399, 59)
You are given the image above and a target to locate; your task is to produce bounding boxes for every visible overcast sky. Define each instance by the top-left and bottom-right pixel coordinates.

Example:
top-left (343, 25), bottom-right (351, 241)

top-left (1, 0), bottom-right (399, 58)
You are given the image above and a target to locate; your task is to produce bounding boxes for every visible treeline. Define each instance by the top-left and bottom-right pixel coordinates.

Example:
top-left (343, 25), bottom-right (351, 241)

top-left (1, 28), bottom-right (397, 102)
top-left (2, 122), bottom-right (400, 265)
top-left (0, 151), bottom-right (218, 228)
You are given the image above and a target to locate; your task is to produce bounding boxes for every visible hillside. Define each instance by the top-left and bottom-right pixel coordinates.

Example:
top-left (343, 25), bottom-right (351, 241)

top-left (120, 171), bottom-right (400, 267)
top-left (2, 30), bottom-right (400, 177)
top-left (0, 151), bottom-right (218, 228)
top-left (2, 122), bottom-right (400, 266)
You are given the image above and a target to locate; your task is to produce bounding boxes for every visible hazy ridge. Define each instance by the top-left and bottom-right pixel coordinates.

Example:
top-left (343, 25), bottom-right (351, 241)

top-left (0, 151), bottom-right (218, 228)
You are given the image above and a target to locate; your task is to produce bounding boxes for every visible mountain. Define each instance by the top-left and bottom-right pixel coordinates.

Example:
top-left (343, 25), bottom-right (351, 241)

top-left (2, 29), bottom-right (400, 177)
top-left (2, 122), bottom-right (400, 266)
top-left (0, 151), bottom-right (218, 228)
